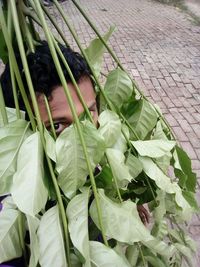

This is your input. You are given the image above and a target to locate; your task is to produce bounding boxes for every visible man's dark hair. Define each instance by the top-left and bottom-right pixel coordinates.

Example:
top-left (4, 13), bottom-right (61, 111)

top-left (0, 41), bottom-right (92, 111)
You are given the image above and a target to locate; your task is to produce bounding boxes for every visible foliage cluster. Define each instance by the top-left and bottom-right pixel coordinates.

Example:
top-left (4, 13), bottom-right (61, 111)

top-left (0, 1), bottom-right (199, 266)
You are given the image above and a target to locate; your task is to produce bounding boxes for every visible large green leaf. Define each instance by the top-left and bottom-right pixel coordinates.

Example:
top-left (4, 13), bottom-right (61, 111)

top-left (66, 188), bottom-right (91, 267)
top-left (56, 121), bottom-right (105, 199)
top-left (139, 156), bottom-right (192, 218)
top-left (127, 99), bottom-right (157, 140)
top-left (173, 146), bottom-right (196, 192)
top-left (12, 132), bottom-right (48, 216)
top-left (0, 119), bottom-right (30, 195)
top-left (131, 140), bottom-right (175, 158)
top-left (85, 26), bottom-right (115, 77)
top-left (106, 148), bottom-right (133, 188)
top-left (44, 127), bottom-right (56, 162)
top-left (98, 110), bottom-right (121, 147)
top-left (0, 208), bottom-right (22, 263)
top-left (104, 68), bottom-right (133, 108)
top-left (27, 215), bottom-right (40, 267)
top-left (37, 205), bottom-right (67, 267)
top-left (89, 241), bottom-right (131, 267)
top-left (0, 107), bottom-right (25, 126)
top-left (112, 124), bottom-right (129, 153)
top-left (125, 154), bottom-right (143, 179)
top-left (126, 245), bottom-right (139, 266)
top-left (90, 189), bottom-right (174, 257)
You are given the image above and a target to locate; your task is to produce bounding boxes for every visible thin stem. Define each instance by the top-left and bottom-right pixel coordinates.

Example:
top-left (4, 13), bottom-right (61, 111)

top-left (10, 2), bottom-right (72, 266)
top-left (52, 38), bottom-right (94, 123)
top-left (71, 0), bottom-right (177, 141)
top-left (105, 153), bottom-right (122, 203)
top-left (43, 95), bottom-right (57, 140)
top-left (0, 4), bottom-right (36, 129)
top-left (35, 0), bottom-right (108, 247)
top-left (144, 174), bottom-right (157, 203)
top-left (137, 243), bottom-right (146, 267)
top-left (0, 82), bottom-right (8, 125)
top-left (10, 0), bottom-right (41, 130)
top-left (18, 212), bottom-right (27, 267)
top-left (41, 4), bottom-right (69, 46)
top-left (18, 1), bottom-right (35, 53)
top-left (9, 57), bottom-right (21, 119)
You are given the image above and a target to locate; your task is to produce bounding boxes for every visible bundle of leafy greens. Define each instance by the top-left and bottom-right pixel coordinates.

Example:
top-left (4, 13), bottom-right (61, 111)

top-left (0, 1), bottom-right (198, 266)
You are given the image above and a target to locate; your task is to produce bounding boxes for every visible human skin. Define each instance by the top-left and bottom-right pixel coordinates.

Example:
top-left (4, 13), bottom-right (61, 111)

top-left (36, 77), bottom-right (98, 135)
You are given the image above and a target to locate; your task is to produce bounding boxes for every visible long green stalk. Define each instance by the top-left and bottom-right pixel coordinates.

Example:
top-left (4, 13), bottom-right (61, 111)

top-left (9, 58), bottom-right (21, 119)
top-left (0, 5), bottom-right (36, 129)
top-left (0, 83), bottom-right (8, 125)
top-left (41, 4), bottom-right (69, 46)
top-left (34, 0), bottom-right (108, 247)
top-left (71, 0), bottom-right (177, 141)
top-left (10, 2), bottom-right (72, 266)
top-left (18, 1), bottom-right (35, 53)
top-left (44, 95), bottom-right (57, 139)
top-left (53, 0), bottom-right (141, 141)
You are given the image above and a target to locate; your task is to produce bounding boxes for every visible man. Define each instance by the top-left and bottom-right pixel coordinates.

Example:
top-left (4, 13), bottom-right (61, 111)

top-left (1, 40), bottom-right (149, 222)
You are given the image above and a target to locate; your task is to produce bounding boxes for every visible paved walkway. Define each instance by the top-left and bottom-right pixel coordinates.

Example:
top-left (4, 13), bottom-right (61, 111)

top-left (50, 0), bottom-right (200, 263)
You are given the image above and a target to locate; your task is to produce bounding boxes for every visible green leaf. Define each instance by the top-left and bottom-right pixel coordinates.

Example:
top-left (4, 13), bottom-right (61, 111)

top-left (0, 208), bottom-right (22, 263)
top-left (37, 205), bottom-right (67, 267)
top-left (104, 68), bottom-right (133, 108)
top-left (182, 191), bottom-right (200, 211)
top-left (112, 124), bottom-right (129, 153)
top-left (125, 154), bottom-right (143, 179)
top-left (106, 148), bottom-right (133, 188)
top-left (139, 157), bottom-right (192, 218)
top-left (126, 245), bottom-right (139, 266)
top-left (0, 29), bottom-right (8, 63)
top-left (127, 99), bottom-right (157, 140)
top-left (143, 250), bottom-right (168, 267)
top-left (0, 107), bottom-right (25, 126)
top-left (12, 132), bottom-right (48, 216)
top-left (56, 121), bottom-right (105, 199)
top-left (27, 215), bottom-right (40, 267)
top-left (173, 146), bottom-right (197, 192)
top-left (90, 189), bottom-right (174, 257)
top-left (174, 243), bottom-right (194, 266)
top-left (85, 26), bottom-right (115, 77)
top-left (98, 110), bottom-right (121, 147)
top-left (89, 241), bottom-right (131, 267)
top-left (44, 127), bottom-right (56, 162)
top-left (131, 140), bottom-right (175, 158)
top-left (66, 188), bottom-right (91, 266)
top-left (0, 119), bottom-right (30, 195)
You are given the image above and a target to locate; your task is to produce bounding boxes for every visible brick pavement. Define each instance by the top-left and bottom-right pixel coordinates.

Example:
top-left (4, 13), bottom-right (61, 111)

top-left (50, 0), bottom-right (200, 263)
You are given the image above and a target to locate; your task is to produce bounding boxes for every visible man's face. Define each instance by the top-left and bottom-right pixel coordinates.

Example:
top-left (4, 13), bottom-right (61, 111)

top-left (36, 77), bottom-right (98, 135)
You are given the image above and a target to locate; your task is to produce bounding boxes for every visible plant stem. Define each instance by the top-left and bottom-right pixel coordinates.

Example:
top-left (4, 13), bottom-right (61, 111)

top-left (137, 243), bottom-right (146, 267)
top-left (41, 4), bottom-right (69, 46)
top-left (0, 83), bottom-right (8, 125)
top-left (35, 0), bottom-right (108, 247)
top-left (105, 153), bottom-right (122, 202)
top-left (18, 1), bottom-right (35, 53)
top-left (71, 0), bottom-right (177, 141)
top-left (0, 4), bottom-right (36, 129)
top-left (11, 1), bottom-right (72, 265)
top-left (43, 95), bottom-right (57, 139)
top-left (18, 212), bottom-right (27, 267)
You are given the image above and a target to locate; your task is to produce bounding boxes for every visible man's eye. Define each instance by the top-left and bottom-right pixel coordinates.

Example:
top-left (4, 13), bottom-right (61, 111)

top-left (53, 122), bottom-right (67, 134)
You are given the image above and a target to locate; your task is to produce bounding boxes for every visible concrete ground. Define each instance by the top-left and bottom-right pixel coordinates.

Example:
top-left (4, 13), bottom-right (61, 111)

top-left (49, 0), bottom-right (200, 263)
